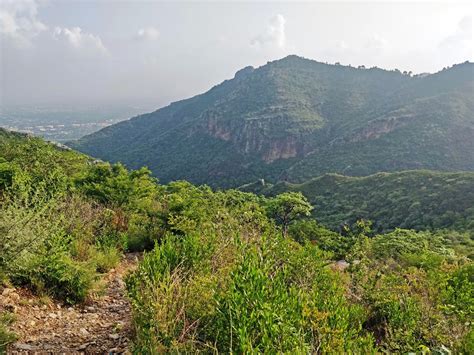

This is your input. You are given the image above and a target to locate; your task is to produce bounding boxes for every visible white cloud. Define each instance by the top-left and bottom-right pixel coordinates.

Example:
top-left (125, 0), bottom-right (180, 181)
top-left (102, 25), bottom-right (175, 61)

top-left (335, 40), bottom-right (349, 51)
top-left (0, 0), bottom-right (107, 55)
top-left (53, 26), bottom-right (108, 54)
top-left (438, 15), bottom-right (473, 60)
top-left (0, 0), bottom-right (47, 47)
top-left (251, 14), bottom-right (286, 49)
top-left (364, 34), bottom-right (388, 54)
top-left (135, 27), bottom-right (160, 41)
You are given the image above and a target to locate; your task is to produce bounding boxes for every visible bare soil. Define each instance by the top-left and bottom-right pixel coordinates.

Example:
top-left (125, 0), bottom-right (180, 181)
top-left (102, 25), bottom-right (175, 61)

top-left (1, 253), bottom-right (140, 354)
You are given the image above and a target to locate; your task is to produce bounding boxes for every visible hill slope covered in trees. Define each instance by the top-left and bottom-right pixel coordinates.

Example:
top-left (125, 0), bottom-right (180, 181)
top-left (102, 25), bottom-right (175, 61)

top-left (70, 56), bottom-right (474, 187)
top-left (241, 170), bottom-right (474, 233)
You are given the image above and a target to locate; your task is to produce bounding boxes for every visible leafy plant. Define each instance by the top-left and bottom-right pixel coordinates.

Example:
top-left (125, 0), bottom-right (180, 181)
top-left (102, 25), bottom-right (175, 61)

top-left (266, 192), bottom-right (312, 236)
top-left (0, 311), bottom-right (17, 354)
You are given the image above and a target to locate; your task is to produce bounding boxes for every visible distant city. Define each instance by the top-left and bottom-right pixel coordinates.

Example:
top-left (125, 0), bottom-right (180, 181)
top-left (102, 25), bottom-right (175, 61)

top-left (0, 104), bottom-right (157, 142)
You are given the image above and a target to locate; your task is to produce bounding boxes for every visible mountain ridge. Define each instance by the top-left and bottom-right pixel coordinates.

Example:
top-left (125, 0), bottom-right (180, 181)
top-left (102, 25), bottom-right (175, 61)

top-left (70, 55), bottom-right (474, 187)
top-left (240, 169), bottom-right (474, 232)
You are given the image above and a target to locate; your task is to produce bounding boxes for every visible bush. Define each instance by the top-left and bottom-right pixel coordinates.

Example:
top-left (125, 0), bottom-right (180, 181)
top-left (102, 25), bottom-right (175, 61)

top-left (21, 252), bottom-right (96, 304)
top-left (457, 328), bottom-right (474, 353)
top-left (371, 229), bottom-right (453, 261)
top-left (0, 191), bottom-right (62, 276)
top-left (288, 219), bottom-right (347, 257)
top-left (0, 312), bottom-right (17, 353)
top-left (126, 233), bottom-right (214, 352)
top-left (364, 275), bottom-right (425, 352)
top-left (210, 243), bottom-right (307, 353)
top-left (92, 246), bottom-right (121, 273)
top-left (443, 264), bottom-right (474, 321)
top-left (126, 233), bottom-right (154, 252)
top-left (78, 163), bottom-right (158, 209)
top-left (10, 231), bottom-right (96, 304)
top-left (126, 230), bottom-right (377, 353)
top-left (351, 253), bottom-right (472, 352)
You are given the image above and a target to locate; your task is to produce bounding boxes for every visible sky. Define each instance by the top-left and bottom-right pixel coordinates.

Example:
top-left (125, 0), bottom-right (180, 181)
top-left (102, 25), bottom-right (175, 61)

top-left (0, 0), bottom-right (473, 109)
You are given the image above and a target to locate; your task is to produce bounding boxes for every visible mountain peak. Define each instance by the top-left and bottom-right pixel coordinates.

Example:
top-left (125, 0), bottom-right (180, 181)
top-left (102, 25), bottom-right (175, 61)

top-left (270, 54), bottom-right (320, 67)
top-left (280, 54), bottom-right (306, 62)
top-left (234, 66), bottom-right (255, 79)
top-left (71, 56), bottom-right (474, 188)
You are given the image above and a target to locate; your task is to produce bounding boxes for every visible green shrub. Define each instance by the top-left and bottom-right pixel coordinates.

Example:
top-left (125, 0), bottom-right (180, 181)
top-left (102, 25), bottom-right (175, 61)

top-left (78, 163), bottom-right (158, 209)
top-left (367, 282), bottom-right (424, 352)
top-left (353, 260), bottom-right (471, 353)
top-left (443, 264), bottom-right (474, 321)
top-left (126, 233), bottom-right (154, 252)
top-left (24, 252), bottom-right (95, 304)
top-left (288, 219), bottom-right (349, 258)
top-left (371, 229), bottom-right (453, 261)
top-left (126, 233), bottom-right (214, 352)
top-left (127, 230), bottom-right (377, 353)
top-left (92, 246), bottom-right (121, 273)
top-left (0, 191), bottom-right (62, 276)
top-left (0, 312), bottom-right (17, 353)
top-left (457, 328), bottom-right (474, 353)
top-left (210, 243), bottom-right (308, 353)
top-left (10, 231), bottom-right (96, 304)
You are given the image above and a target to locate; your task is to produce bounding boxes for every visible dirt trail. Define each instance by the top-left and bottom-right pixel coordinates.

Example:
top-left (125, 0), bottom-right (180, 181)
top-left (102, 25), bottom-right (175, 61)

top-left (2, 253), bottom-right (139, 354)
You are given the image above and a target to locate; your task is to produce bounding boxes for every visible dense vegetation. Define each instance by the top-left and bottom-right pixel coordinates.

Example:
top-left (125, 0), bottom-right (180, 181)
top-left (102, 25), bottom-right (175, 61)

top-left (1, 130), bottom-right (133, 302)
top-left (125, 185), bottom-right (474, 353)
top-left (241, 170), bottom-right (474, 233)
top-left (71, 56), bottom-right (474, 188)
top-left (1, 129), bottom-right (473, 353)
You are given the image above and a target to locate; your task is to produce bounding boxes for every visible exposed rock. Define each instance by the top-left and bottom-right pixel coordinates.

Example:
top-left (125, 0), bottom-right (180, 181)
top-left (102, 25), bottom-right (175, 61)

top-left (262, 138), bottom-right (300, 163)
top-left (345, 115), bottom-right (415, 144)
top-left (333, 260), bottom-right (350, 271)
top-left (15, 343), bottom-right (37, 351)
top-left (206, 116), bottom-right (305, 163)
top-left (2, 288), bottom-right (14, 296)
top-left (77, 341), bottom-right (96, 351)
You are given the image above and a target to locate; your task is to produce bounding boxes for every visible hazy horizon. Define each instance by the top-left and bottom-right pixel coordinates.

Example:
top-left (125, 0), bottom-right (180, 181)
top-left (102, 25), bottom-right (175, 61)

top-left (1, 0), bottom-right (472, 109)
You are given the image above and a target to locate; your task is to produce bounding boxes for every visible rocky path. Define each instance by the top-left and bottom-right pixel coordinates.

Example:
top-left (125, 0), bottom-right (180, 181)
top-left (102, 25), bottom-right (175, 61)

top-left (2, 253), bottom-right (139, 354)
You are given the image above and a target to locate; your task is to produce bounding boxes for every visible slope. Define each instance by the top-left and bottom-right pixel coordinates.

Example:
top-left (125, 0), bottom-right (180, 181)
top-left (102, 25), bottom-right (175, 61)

top-left (241, 170), bottom-right (474, 233)
top-left (70, 56), bottom-right (474, 187)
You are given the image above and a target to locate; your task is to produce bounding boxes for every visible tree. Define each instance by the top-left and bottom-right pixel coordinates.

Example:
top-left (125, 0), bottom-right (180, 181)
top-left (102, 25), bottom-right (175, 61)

top-left (266, 192), bottom-right (313, 237)
top-left (78, 163), bottom-right (158, 209)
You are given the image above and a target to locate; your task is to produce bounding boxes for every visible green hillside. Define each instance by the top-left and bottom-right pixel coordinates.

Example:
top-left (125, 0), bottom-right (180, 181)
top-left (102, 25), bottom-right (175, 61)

top-left (1, 129), bottom-right (473, 353)
top-left (242, 170), bottom-right (474, 233)
top-left (70, 56), bottom-right (474, 188)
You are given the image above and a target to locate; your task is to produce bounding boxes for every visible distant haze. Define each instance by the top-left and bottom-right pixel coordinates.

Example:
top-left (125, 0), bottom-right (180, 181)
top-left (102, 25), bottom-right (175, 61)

top-left (1, 0), bottom-right (472, 109)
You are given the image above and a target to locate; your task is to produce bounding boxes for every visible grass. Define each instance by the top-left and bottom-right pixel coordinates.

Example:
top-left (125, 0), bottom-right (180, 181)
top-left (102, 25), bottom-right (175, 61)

top-left (0, 311), bottom-right (17, 353)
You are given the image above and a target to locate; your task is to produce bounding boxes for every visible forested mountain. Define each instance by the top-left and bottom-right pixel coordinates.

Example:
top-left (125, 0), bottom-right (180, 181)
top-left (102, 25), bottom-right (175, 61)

top-left (70, 56), bottom-right (474, 187)
top-left (241, 170), bottom-right (474, 233)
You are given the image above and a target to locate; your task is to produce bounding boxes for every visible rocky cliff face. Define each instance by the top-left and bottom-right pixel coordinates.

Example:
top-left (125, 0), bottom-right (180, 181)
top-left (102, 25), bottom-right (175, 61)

top-left (345, 114), bottom-right (415, 143)
top-left (206, 115), bottom-right (303, 162)
top-left (262, 138), bottom-right (300, 162)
